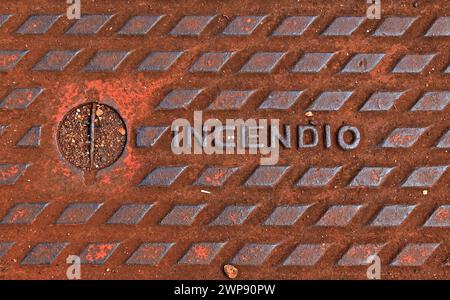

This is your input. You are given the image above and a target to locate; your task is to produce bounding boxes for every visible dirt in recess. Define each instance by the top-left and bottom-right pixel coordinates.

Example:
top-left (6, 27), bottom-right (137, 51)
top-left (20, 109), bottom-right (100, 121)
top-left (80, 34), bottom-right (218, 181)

top-left (92, 103), bottom-right (127, 169)
top-left (57, 104), bottom-right (91, 169)
top-left (57, 103), bottom-right (127, 170)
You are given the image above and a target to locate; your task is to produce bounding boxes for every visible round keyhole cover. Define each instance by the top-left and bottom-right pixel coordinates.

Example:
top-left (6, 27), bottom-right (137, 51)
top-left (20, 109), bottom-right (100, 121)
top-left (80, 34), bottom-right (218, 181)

top-left (57, 102), bottom-right (127, 170)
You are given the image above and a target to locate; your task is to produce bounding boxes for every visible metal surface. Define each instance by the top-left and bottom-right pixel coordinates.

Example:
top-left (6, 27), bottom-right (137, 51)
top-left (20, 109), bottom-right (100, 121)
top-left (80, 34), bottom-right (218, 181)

top-left (0, 0), bottom-right (449, 279)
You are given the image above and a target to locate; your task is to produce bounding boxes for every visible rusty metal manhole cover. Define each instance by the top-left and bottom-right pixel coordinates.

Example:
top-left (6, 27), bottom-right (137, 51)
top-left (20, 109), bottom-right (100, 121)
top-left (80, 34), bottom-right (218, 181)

top-left (0, 0), bottom-right (449, 280)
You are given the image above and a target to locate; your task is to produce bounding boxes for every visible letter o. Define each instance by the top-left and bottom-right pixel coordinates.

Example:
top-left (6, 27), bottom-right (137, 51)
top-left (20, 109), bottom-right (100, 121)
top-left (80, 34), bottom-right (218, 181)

top-left (337, 125), bottom-right (361, 150)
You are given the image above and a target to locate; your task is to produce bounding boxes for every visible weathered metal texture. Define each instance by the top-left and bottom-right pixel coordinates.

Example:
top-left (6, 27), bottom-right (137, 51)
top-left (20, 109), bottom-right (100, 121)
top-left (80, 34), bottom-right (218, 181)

top-left (0, 0), bottom-right (449, 280)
